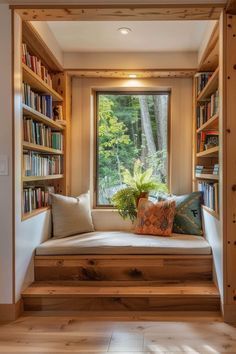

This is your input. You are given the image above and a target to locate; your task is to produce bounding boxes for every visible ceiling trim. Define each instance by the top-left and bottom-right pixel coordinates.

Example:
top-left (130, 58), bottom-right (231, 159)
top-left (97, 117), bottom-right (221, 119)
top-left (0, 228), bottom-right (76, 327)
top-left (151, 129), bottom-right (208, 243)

top-left (65, 68), bottom-right (196, 78)
top-left (11, 4), bottom-right (225, 21)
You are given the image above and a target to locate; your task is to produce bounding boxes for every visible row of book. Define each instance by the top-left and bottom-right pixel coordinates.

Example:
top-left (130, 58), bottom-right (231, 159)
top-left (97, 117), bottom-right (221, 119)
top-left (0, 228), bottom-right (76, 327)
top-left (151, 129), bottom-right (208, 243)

top-left (195, 72), bottom-right (213, 95)
top-left (23, 117), bottom-right (63, 150)
top-left (23, 151), bottom-right (63, 177)
top-left (23, 185), bottom-right (55, 214)
top-left (23, 83), bottom-right (53, 119)
top-left (198, 181), bottom-right (219, 213)
top-left (195, 164), bottom-right (219, 176)
top-left (197, 130), bottom-right (219, 152)
top-left (22, 43), bottom-right (53, 87)
top-left (196, 90), bottom-right (219, 128)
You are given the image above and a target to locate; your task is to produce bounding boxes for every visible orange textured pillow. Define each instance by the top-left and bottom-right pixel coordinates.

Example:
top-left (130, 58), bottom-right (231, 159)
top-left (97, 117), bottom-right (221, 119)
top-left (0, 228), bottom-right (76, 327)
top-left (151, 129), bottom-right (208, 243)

top-left (135, 198), bottom-right (176, 236)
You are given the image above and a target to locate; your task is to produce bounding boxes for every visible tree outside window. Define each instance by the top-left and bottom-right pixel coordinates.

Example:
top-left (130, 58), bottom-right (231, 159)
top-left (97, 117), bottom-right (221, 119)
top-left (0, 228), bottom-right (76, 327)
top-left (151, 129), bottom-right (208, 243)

top-left (96, 92), bottom-right (169, 206)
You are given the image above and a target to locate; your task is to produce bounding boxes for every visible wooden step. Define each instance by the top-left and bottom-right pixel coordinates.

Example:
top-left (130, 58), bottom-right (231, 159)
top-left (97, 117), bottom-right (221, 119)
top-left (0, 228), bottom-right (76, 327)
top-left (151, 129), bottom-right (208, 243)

top-left (34, 255), bottom-right (213, 282)
top-left (22, 281), bottom-right (220, 312)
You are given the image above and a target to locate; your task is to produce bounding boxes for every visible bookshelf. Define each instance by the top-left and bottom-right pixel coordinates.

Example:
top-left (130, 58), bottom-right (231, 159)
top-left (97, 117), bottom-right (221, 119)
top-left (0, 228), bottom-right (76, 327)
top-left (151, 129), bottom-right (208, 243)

top-left (21, 22), bottom-right (70, 219)
top-left (193, 25), bottom-right (220, 219)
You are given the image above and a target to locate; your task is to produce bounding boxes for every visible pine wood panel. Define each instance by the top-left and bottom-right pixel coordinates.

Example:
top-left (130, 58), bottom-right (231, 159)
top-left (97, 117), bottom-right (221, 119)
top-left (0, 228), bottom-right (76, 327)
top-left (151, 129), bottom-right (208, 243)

top-left (34, 255), bottom-right (213, 281)
top-left (195, 174), bottom-right (219, 180)
top-left (22, 174), bottom-right (63, 182)
top-left (66, 69), bottom-right (196, 79)
top-left (14, 5), bottom-right (224, 21)
top-left (23, 296), bottom-right (220, 312)
top-left (196, 113), bottom-right (219, 133)
top-left (22, 281), bottom-right (219, 297)
top-left (196, 146), bottom-right (219, 158)
top-left (22, 141), bottom-right (63, 154)
top-left (22, 206), bottom-right (51, 221)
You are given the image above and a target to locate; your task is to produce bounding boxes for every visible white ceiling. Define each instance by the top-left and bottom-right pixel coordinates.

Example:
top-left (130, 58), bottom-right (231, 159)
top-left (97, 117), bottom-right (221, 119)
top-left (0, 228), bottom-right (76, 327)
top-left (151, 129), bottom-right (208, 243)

top-left (47, 20), bottom-right (213, 53)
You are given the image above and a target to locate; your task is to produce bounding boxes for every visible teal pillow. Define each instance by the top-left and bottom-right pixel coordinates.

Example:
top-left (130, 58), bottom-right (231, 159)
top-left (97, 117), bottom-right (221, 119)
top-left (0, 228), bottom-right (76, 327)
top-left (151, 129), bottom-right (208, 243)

top-left (158, 192), bottom-right (203, 236)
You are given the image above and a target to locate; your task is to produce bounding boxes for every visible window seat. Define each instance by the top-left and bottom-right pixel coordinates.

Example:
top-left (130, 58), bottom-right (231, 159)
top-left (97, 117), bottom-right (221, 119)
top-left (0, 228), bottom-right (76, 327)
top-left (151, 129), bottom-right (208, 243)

top-left (35, 231), bottom-right (211, 256)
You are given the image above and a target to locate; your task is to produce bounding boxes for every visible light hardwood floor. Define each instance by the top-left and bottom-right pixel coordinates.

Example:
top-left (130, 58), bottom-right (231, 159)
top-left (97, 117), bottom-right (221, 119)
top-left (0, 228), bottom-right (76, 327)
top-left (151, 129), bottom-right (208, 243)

top-left (0, 313), bottom-right (235, 353)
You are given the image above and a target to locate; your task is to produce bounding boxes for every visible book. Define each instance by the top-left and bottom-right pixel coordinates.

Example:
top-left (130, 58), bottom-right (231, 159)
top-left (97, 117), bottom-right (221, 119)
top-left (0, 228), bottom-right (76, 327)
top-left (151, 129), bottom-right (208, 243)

top-left (22, 43), bottom-right (53, 87)
top-left (23, 151), bottom-right (63, 177)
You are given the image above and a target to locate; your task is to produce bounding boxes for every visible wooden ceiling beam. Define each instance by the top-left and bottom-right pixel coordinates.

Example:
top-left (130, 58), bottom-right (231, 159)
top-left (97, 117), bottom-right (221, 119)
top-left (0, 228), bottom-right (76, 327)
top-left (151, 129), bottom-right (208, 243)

top-left (65, 68), bottom-right (196, 79)
top-left (11, 4), bottom-right (225, 21)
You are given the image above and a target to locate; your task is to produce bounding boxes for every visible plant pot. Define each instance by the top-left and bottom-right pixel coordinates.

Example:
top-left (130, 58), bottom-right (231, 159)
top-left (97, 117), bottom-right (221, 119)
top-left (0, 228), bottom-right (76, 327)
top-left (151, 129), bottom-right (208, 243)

top-left (136, 192), bottom-right (149, 207)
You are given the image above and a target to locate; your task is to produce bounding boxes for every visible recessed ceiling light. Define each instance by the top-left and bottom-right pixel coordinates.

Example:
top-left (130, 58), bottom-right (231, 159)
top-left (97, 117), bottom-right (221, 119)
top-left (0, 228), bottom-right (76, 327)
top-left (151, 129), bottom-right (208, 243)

top-left (129, 74), bottom-right (137, 78)
top-left (118, 27), bottom-right (132, 35)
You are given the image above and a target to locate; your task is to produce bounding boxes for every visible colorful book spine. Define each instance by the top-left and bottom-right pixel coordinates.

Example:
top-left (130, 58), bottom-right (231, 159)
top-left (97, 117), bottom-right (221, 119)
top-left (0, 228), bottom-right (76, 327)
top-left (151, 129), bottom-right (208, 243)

top-left (23, 185), bottom-right (54, 213)
top-left (196, 90), bottom-right (219, 129)
top-left (198, 181), bottom-right (219, 213)
top-left (23, 83), bottom-right (53, 119)
top-left (22, 43), bottom-right (53, 87)
top-left (23, 151), bottom-right (63, 177)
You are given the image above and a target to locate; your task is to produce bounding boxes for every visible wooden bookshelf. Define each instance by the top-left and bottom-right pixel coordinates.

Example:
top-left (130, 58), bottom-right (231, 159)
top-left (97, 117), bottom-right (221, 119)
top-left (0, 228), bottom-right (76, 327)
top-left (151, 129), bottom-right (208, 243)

top-left (196, 113), bottom-right (219, 133)
top-left (195, 174), bottom-right (219, 180)
top-left (23, 142), bottom-right (63, 155)
top-left (193, 29), bottom-right (220, 220)
top-left (202, 205), bottom-right (219, 220)
top-left (21, 23), bottom-right (70, 219)
top-left (22, 104), bottom-right (64, 131)
top-left (22, 63), bottom-right (63, 102)
top-left (23, 174), bottom-right (63, 182)
top-left (197, 67), bottom-right (219, 102)
top-left (22, 206), bottom-right (51, 221)
top-left (196, 146), bottom-right (219, 158)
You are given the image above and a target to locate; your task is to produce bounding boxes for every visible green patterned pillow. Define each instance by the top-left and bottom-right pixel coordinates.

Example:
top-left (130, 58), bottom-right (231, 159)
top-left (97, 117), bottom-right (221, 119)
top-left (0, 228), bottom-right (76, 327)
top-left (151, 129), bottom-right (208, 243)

top-left (159, 192), bottom-right (203, 236)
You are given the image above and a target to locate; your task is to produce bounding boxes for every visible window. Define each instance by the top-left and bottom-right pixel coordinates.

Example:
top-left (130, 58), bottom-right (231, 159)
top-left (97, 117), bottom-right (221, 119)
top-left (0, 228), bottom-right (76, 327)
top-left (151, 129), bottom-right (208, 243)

top-left (96, 91), bottom-right (169, 206)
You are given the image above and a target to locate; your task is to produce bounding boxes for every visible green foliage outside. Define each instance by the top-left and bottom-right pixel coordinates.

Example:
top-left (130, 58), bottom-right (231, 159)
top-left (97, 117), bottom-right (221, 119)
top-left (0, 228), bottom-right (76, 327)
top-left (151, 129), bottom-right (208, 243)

top-left (97, 93), bottom-right (168, 205)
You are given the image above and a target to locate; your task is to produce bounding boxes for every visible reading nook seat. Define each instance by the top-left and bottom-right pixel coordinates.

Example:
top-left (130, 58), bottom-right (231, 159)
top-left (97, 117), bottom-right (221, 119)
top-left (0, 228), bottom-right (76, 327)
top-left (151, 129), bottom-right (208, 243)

top-left (35, 231), bottom-right (211, 256)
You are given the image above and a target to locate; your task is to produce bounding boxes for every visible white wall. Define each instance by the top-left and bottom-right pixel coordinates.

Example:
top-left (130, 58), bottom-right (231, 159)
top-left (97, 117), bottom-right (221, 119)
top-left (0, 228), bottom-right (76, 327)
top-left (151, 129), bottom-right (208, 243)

top-left (64, 52), bottom-right (197, 70)
top-left (0, 4), bottom-right (13, 304)
top-left (14, 13), bottom-right (52, 301)
top-left (71, 77), bottom-right (193, 228)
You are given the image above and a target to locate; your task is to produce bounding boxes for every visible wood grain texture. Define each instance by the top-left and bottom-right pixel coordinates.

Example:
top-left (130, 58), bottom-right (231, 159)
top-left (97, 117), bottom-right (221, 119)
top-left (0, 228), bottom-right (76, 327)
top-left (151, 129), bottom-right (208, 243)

top-left (66, 69), bottom-right (196, 79)
top-left (14, 5), bottom-right (224, 21)
top-left (22, 281), bottom-right (220, 312)
top-left (2, 315), bottom-right (236, 353)
top-left (34, 255), bottom-right (213, 282)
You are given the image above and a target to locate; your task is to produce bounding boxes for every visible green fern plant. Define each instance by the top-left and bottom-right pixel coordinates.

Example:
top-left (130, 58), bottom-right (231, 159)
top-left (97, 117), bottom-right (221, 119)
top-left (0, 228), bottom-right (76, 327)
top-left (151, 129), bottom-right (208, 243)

top-left (112, 160), bottom-right (168, 222)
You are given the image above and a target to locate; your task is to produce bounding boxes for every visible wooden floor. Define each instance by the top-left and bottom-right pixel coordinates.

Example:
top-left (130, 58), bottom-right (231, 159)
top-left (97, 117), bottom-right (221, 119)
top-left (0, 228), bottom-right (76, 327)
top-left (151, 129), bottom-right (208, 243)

top-left (0, 314), bottom-right (235, 353)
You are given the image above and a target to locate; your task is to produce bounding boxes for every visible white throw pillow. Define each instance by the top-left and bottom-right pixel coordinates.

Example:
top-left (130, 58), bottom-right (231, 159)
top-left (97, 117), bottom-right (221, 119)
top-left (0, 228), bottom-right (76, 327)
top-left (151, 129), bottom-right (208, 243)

top-left (51, 192), bottom-right (94, 238)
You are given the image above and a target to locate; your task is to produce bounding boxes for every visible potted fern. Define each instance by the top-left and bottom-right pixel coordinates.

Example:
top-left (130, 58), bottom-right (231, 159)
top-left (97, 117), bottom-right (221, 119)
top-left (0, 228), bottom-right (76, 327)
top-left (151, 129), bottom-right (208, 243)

top-left (112, 160), bottom-right (167, 222)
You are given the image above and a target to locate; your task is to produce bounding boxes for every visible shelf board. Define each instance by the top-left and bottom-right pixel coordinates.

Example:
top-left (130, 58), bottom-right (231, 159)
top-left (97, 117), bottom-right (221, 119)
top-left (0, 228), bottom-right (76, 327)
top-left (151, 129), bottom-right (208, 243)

top-left (22, 206), bottom-right (51, 221)
top-left (196, 114), bottom-right (219, 133)
top-left (202, 205), bottom-right (219, 220)
top-left (23, 174), bottom-right (63, 182)
top-left (196, 146), bottom-right (219, 158)
top-left (22, 104), bottom-right (64, 131)
top-left (22, 63), bottom-right (63, 102)
top-left (195, 174), bottom-right (219, 180)
top-left (197, 67), bottom-right (219, 102)
top-left (23, 141), bottom-right (63, 154)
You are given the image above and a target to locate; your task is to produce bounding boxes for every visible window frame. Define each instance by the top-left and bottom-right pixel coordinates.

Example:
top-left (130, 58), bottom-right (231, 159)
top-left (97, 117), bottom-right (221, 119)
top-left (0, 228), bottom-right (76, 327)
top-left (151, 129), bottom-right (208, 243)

top-left (94, 90), bottom-right (171, 208)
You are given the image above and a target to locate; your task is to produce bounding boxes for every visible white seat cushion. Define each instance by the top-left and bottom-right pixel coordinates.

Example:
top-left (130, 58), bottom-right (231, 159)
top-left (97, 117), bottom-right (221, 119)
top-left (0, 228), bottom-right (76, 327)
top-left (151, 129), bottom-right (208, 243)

top-left (36, 231), bottom-right (211, 256)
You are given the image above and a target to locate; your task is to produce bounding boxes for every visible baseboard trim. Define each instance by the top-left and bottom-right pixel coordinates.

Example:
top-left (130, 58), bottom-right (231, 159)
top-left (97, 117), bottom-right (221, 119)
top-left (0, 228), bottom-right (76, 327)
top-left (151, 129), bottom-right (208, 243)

top-left (0, 299), bottom-right (23, 321)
